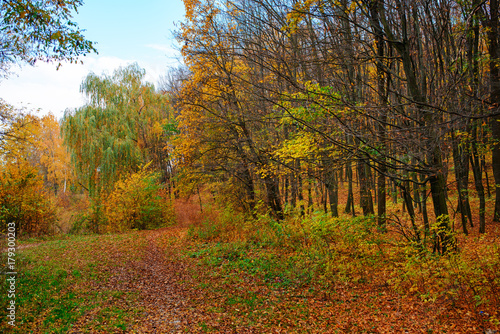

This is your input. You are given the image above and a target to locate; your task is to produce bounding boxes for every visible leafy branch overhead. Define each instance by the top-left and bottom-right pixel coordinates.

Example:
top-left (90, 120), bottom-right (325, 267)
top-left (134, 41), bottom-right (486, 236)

top-left (0, 0), bottom-right (96, 75)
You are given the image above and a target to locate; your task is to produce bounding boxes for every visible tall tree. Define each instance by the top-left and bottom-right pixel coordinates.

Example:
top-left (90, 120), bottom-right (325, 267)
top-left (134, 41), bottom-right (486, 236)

top-left (62, 64), bottom-right (173, 199)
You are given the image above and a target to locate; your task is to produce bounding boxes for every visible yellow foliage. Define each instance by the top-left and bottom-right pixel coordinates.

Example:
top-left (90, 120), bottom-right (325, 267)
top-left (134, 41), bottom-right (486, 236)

top-left (0, 163), bottom-right (57, 236)
top-left (38, 114), bottom-right (74, 191)
top-left (274, 132), bottom-right (320, 163)
top-left (0, 110), bottom-right (64, 236)
top-left (104, 167), bottom-right (175, 232)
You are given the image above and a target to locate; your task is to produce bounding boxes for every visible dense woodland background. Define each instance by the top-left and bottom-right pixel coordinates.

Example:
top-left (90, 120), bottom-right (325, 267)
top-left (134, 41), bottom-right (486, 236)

top-left (172, 0), bottom-right (500, 244)
top-left (1, 0), bottom-right (500, 332)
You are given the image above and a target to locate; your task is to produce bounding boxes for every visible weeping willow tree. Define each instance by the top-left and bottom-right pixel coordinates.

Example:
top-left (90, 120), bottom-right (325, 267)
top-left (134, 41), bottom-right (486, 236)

top-left (62, 63), bottom-right (173, 202)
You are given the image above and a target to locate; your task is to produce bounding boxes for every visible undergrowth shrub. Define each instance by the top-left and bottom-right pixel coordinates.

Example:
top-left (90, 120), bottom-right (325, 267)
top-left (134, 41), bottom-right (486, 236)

top-left (68, 212), bottom-right (95, 235)
top-left (56, 192), bottom-right (90, 234)
top-left (303, 213), bottom-right (389, 283)
top-left (191, 209), bottom-right (390, 285)
top-left (389, 236), bottom-right (500, 322)
top-left (188, 204), bottom-right (500, 321)
top-left (104, 169), bottom-right (175, 232)
top-left (188, 205), bottom-right (246, 241)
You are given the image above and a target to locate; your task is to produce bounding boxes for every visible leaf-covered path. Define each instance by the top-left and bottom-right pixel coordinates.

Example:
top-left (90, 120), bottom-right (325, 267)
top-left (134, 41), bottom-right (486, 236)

top-left (89, 226), bottom-right (496, 333)
top-left (107, 228), bottom-right (196, 333)
top-left (65, 199), bottom-right (212, 333)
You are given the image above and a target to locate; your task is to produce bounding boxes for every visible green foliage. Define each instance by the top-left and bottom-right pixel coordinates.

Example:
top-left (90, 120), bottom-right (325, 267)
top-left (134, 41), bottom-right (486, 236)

top-left (188, 209), bottom-right (387, 291)
top-left (62, 63), bottom-right (172, 199)
top-left (68, 212), bottom-right (95, 235)
top-left (276, 81), bottom-right (342, 125)
top-left (163, 121), bottom-right (180, 136)
top-left (389, 237), bottom-right (500, 310)
top-left (0, 233), bottom-right (142, 333)
top-left (188, 205), bottom-right (246, 241)
top-left (0, 0), bottom-right (96, 76)
top-left (188, 208), bottom-right (500, 324)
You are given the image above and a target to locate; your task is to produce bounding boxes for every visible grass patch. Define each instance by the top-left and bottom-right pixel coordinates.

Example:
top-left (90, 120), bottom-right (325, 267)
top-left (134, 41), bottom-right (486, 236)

top-left (0, 233), bottom-right (144, 333)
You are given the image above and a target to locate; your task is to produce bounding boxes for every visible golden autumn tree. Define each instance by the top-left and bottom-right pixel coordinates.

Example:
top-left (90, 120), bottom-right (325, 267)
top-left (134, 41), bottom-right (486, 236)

top-left (32, 114), bottom-right (74, 194)
top-left (104, 165), bottom-right (175, 232)
top-left (0, 107), bottom-right (58, 236)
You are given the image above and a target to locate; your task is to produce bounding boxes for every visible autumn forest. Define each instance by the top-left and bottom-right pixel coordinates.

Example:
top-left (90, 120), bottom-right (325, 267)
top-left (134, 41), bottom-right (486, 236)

top-left (1, 0), bottom-right (500, 332)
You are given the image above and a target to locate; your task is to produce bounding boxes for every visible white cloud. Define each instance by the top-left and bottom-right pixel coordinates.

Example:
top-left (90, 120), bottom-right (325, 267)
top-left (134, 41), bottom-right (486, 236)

top-left (0, 56), bottom-right (173, 120)
top-left (146, 43), bottom-right (175, 54)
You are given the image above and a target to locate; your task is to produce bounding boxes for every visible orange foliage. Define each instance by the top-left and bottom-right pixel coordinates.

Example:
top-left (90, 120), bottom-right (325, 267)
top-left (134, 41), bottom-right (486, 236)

top-left (0, 111), bottom-right (65, 236)
top-left (0, 163), bottom-right (57, 236)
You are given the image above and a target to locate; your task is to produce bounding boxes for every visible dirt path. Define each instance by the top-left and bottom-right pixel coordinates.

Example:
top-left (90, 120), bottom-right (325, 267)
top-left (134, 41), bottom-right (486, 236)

top-left (127, 228), bottom-right (202, 333)
top-left (106, 198), bottom-right (213, 333)
top-left (62, 197), bottom-right (213, 333)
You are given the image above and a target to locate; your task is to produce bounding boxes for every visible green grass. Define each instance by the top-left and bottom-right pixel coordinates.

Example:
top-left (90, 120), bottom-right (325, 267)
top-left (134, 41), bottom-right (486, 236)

top-left (0, 233), bottom-right (144, 333)
top-left (187, 213), bottom-right (386, 293)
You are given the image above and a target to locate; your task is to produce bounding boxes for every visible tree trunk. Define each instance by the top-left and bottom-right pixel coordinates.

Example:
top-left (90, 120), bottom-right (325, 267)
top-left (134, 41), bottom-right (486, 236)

top-left (429, 149), bottom-right (451, 254)
top-left (400, 181), bottom-right (420, 242)
top-left (345, 161), bottom-right (355, 216)
top-left (326, 170), bottom-right (339, 217)
top-left (451, 131), bottom-right (471, 235)
top-left (357, 157), bottom-right (374, 216)
top-left (264, 176), bottom-right (283, 221)
top-left (471, 126), bottom-right (486, 233)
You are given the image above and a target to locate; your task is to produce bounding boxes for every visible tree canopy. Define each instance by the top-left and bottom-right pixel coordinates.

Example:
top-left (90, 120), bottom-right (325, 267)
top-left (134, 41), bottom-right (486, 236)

top-left (0, 0), bottom-right (96, 76)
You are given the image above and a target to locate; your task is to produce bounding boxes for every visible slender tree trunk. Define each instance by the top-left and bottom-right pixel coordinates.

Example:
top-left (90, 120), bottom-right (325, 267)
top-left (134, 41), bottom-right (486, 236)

top-left (284, 174), bottom-right (289, 208)
top-left (345, 160), bottom-right (355, 216)
top-left (412, 174), bottom-right (421, 213)
top-left (357, 157), bottom-right (374, 216)
top-left (326, 170), bottom-right (339, 217)
top-left (307, 177), bottom-right (313, 213)
top-left (482, 158), bottom-right (492, 198)
top-left (471, 126), bottom-right (486, 233)
top-left (419, 174), bottom-right (430, 238)
top-left (377, 167), bottom-right (386, 226)
top-left (400, 181), bottom-right (420, 242)
top-left (451, 131), bottom-right (471, 235)
top-left (323, 182), bottom-right (328, 214)
top-left (429, 149), bottom-right (451, 254)
top-left (297, 162), bottom-right (305, 217)
top-left (264, 176), bottom-right (283, 221)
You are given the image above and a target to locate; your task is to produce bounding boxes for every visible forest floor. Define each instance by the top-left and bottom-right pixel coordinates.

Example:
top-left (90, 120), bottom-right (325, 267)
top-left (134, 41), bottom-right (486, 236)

top-left (1, 197), bottom-right (500, 333)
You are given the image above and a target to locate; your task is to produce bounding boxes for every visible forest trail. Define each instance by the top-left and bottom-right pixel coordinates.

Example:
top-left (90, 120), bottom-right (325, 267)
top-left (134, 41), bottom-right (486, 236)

top-left (62, 197), bottom-right (211, 333)
top-left (112, 198), bottom-right (207, 333)
top-left (120, 227), bottom-right (200, 333)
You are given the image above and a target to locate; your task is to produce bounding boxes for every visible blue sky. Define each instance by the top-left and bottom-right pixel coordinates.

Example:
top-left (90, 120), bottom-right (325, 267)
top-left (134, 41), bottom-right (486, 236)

top-left (0, 0), bottom-right (186, 118)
